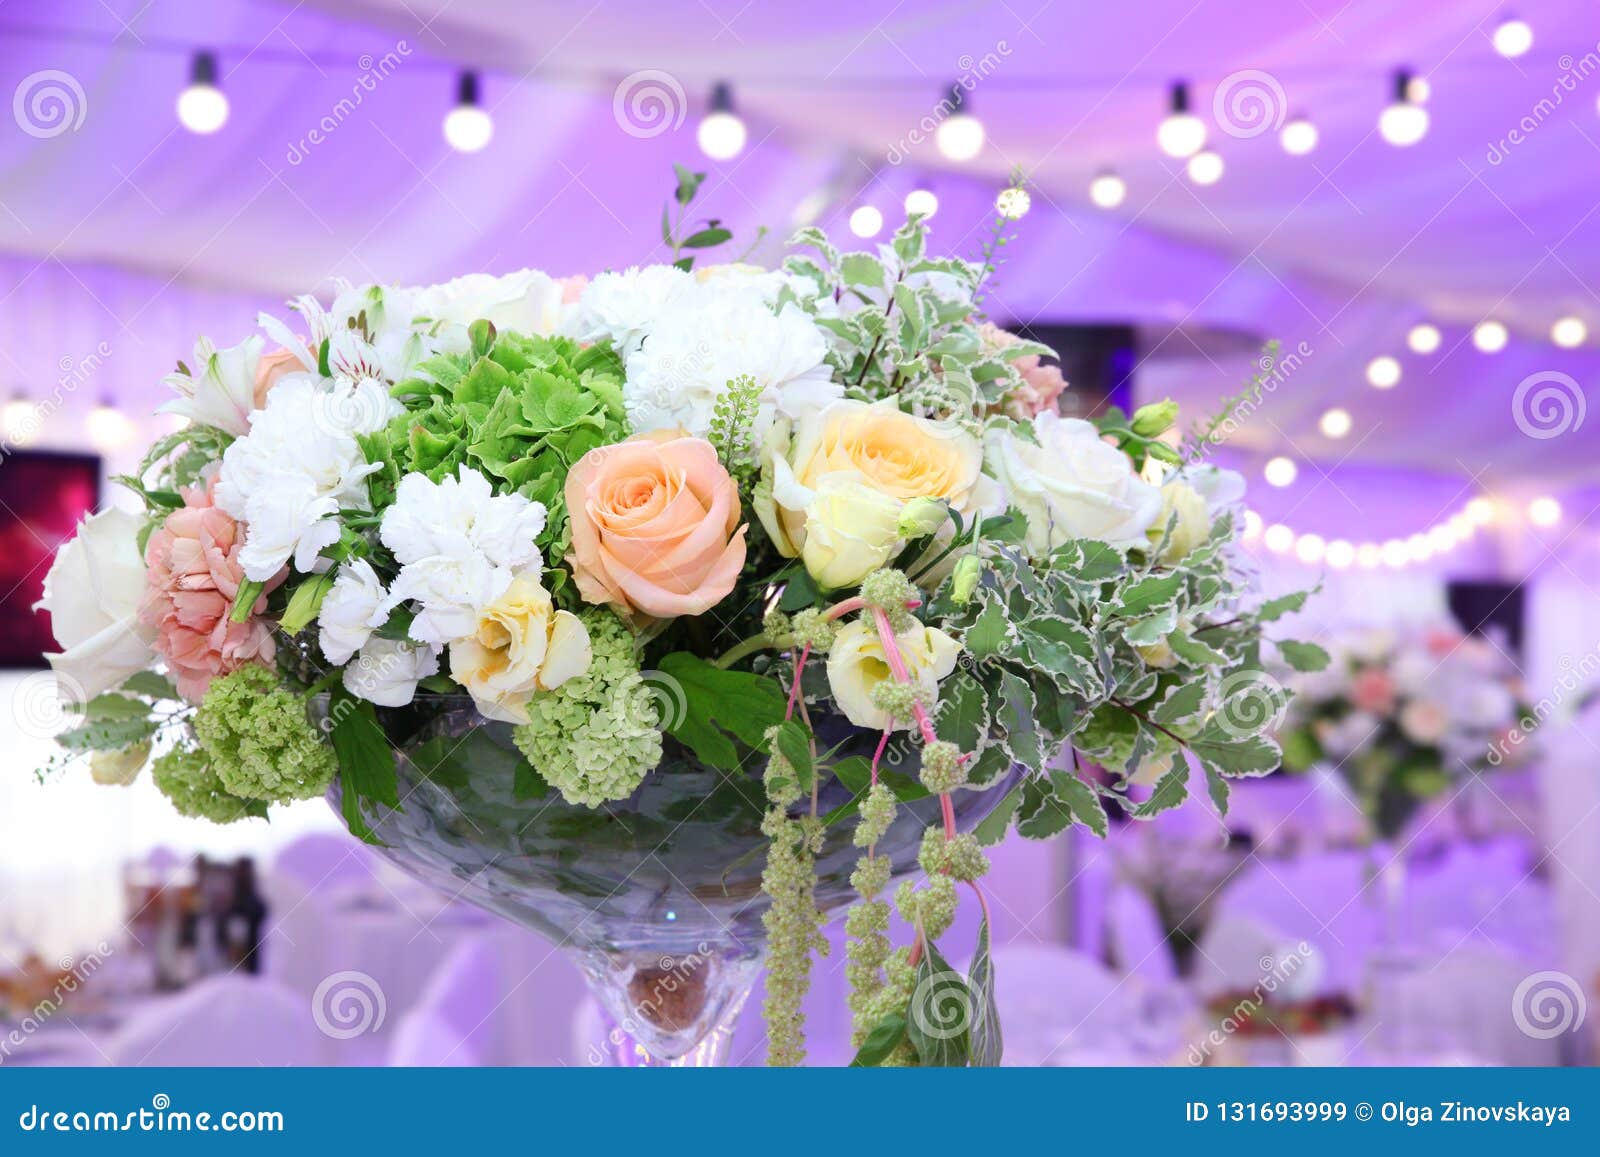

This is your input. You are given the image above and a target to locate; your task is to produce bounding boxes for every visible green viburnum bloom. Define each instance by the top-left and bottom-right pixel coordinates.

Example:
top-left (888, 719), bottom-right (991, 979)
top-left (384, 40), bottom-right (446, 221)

top-left (192, 665), bottom-right (337, 803)
top-left (151, 745), bottom-right (267, 824)
top-left (512, 609), bottom-right (663, 807)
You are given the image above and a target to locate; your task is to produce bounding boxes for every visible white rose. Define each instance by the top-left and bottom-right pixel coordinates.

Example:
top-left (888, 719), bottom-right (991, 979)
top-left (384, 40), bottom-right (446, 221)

top-left (1151, 480), bottom-right (1211, 563)
top-left (405, 269), bottom-right (568, 352)
top-left (342, 637), bottom-right (440, 708)
top-left (1398, 699), bottom-right (1449, 746)
top-left (448, 573), bottom-right (592, 723)
top-left (35, 507), bottom-right (157, 702)
top-left (985, 413), bottom-right (1162, 554)
top-left (826, 619), bottom-right (961, 732)
top-left (318, 559), bottom-right (388, 666)
top-left (800, 475), bottom-right (905, 590)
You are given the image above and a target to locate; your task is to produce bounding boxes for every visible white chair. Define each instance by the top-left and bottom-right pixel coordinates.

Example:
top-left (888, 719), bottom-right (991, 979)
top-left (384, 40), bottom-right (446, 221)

top-left (1388, 945), bottom-right (1564, 1066)
top-left (385, 936), bottom-right (503, 1065)
top-left (388, 1009), bottom-right (483, 1067)
top-left (269, 833), bottom-right (374, 894)
top-left (980, 943), bottom-right (1161, 1065)
top-left (102, 975), bottom-right (327, 1066)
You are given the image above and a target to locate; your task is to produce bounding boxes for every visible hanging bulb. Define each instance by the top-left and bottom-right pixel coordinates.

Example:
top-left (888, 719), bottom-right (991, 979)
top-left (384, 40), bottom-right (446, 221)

top-left (443, 71), bottom-right (493, 153)
top-left (1280, 115), bottom-right (1318, 155)
top-left (1088, 170), bottom-right (1126, 208)
top-left (904, 188), bottom-right (938, 219)
top-left (1319, 407), bottom-right (1352, 438)
top-left (87, 398), bottom-right (134, 451)
top-left (1407, 323), bottom-right (1441, 354)
top-left (1263, 524), bottom-right (1295, 554)
top-left (1528, 496), bottom-right (1561, 527)
top-left (697, 81), bottom-right (746, 160)
top-left (1264, 456), bottom-right (1298, 487)
top-left (2, 392), bottom-right (38, 444)
top-left (1366, 355), bottom-right (1401, 388)
top-left (1473, 319), bottom-right (1509, 352)
top-left (995, 186), bottom-right (1031, 218)
top-left (1492, 18), bottom-right (1533, 59)
top-left (176, 51), bottom-right (228, 134)
top-left (1157, 82), bottom-right (1207, 158)
top-left (1551, 316), bottom-right (1587, 348)
top-left (1186, 150), bottom-right (1224, 185)
top-left (935, 84), bottom-right (984, 161)
top-left (849, 205), bottom-right (883, 238)
top-left (1379, 69), bottom-right (1429, 147)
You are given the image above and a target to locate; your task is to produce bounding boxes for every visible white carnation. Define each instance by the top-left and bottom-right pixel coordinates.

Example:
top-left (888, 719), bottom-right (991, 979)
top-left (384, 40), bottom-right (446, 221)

top-left (399, 269), bottom-right (568, 354)
top-left (378, 466), bottom-right (547, 646)
top-left (624, 295), bottom-right (838, 438)
top-left (342, 637), bottom-right (440, 708)
top-left (565, 264), bottom-right (695, 357)
top-left (318, 559), bottom-right (388, 666)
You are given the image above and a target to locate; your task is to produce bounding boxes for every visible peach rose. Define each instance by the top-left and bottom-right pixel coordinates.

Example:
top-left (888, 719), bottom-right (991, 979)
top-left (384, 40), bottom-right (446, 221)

top-left (253, 347), bottom-right (303, 410)
top-left (140, 483), bottom-right (286, 701)
top-left (565, 436), bottom-right (747, 619)
top-left (1350, 667), bottom-right (1397, 716)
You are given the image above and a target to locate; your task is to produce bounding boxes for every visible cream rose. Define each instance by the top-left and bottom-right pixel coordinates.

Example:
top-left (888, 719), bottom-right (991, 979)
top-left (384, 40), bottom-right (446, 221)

top-left (1151, 480), bottom-right (1211, 563)
top-left (800, 475), bottom-right (904, 590)
top-left (826, 618), bottom-right (961, 732)
top-left (35, 507), bottom-right (158, 703)
top-left (984, 412), bottom-right (1161, 554)
top-left (449, 573), bottom-right (592, 723)
top-left (756, 398), bottom-right (991, 561)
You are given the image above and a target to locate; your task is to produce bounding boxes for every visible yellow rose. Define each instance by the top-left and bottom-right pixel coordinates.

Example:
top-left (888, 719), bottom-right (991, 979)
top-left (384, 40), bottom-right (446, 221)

top-left (1151, 480), bottom-right (1211, 563)
top-left (449, 573), bottom-right (592, 723)
top-left (756, 399), bottom-right (991, 560)
top-left (800, 475), bottom-right (904, 590)
top-left (826, 618), bottom-right (961, 731)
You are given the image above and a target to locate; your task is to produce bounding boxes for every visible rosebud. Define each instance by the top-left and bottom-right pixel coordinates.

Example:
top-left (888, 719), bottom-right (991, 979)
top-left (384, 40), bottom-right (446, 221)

top-left (951, 554), bottom-right (982, 604)
top-left (896, 496), bottom-right (949, 539)
top-left (1130, 399), bottom-right (1179, 438)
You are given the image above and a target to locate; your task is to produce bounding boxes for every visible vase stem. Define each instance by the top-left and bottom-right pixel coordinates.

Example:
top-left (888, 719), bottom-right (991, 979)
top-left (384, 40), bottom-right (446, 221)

top-left (573, 944), bottom-right (763, 1067)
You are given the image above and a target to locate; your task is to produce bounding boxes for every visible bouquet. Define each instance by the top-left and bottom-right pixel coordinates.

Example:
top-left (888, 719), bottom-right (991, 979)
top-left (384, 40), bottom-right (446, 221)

top-left (35, 169), bottom-right (1304, 1066)
top-left (1277, 625), bottom-right (1529, 840)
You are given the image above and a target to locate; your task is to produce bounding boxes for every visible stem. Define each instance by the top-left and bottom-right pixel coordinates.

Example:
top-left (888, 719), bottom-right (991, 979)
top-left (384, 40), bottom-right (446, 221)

top-left (303, 669), bottom-right (343, 698)
top-left (784, 644), bottom-right (811, 720)
top-left (1193, 617), bottom-right (1240, 635)
top-left (712, 633), bottom-right (771, 669)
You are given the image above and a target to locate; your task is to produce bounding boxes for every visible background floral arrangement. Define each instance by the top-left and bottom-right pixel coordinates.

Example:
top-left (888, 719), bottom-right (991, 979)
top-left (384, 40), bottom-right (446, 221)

top-left (36, 169), bottom-right (1313, 1067)
top-left (1276, 624), bottom-right (1530, 840)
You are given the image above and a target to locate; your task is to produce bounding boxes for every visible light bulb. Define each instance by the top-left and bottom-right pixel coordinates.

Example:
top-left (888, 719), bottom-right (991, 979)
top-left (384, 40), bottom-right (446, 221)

top-left (1186, 150), bottom-right (1224, 185)
top-left (443, 72), bottom-right (492, 153)
top-left (1528, 496), bottom-right (1561, 527)
top-left (1448, 512), bottom-right (1474, 540)
top-left (1263, 523), bottom-right (1295, 554)
top-left (1493, 18), bottom-right (1533, 59)
top-left (1295, 533), bottom-right (1326, 565)
top-left (904, 188), bottom-right (938, 219)
top-left (176, 52), bottom-right (228, 134)
top-left (1326, 539), bottom-right (1355, 570)
top-left (1473, 319), bottom-right (1508, 352)
top-left (1380, 539), bottom-right (1409, 568)
top-left (1379, 70), bottom-right (1429, 147)
top-left (995, 186), bottom-right (1031, 218)
top-left (1242, 509), bottom-right (1263, 541)
top-left (1264, 456), bottom-right (1298, 487)
top-left (1406, 533), bottom-right (1434, 563)
top-left (1356, 542), bottom-right (1382, 568)
top-left (2, 394), bottom-right (38, 444)
top-left (1280, 116), bottom-right (1318, 155)
top-left (1465, 496), bottom-right (1497, 525)
top-left (1319, 407), bottom-right (1353, 438)
top-left (86, 399), bottom-right (133, 451)
top-left (1088, 171), bottom-right (1127, 208)
top-left (1551, 316), bottom-right (1587, 348)
top-left (697, 82), bottom-right (746, 160)
top-left (1157, 82), bottom-right (1207, 158)
top-left (1407, 323), bottom-right (1441, 354)
top-left (935, 85), bottom-right (984, 161)
top-left (1366, 355), bottom-right (1401, 388)
top-left (849, 205), bottom-right (883, 238)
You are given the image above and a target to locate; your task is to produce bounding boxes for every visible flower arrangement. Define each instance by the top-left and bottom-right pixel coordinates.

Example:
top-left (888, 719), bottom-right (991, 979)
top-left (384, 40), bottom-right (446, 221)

top-left (36, 168), bottom-right (1305, 1066)
top-left (1276, 624), bottom-right (1530, 840)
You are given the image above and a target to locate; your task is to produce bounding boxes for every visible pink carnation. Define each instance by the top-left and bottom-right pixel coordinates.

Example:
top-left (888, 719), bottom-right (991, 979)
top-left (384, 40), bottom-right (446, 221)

top-left (139, 484), bottom-right (285, 701)
top-left (1349, 667), bottom-right (1397, 716)
top-left (978, 322), bottom-right (1069, 419)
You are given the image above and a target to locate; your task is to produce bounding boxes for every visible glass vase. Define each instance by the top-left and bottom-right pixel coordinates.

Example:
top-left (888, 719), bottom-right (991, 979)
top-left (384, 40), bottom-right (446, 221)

top-left (317, 695), bottom-right (1018, 1066)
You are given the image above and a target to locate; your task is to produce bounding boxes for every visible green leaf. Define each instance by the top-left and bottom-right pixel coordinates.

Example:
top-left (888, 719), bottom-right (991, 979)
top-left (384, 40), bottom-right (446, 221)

top-left (932, 669), bottom-right (989, 753)
top-left (682, 226), bottom-right (733, 249)
top-left (849, 1012), bottom-right (907, 1067)
top-left (1278, 640), bottom-right (1331, 672)
top-left (1150, 680), bottom-right (1208, 728)
top-left (1132, 758), bottom-right (1189, 819)
top-left (822, 756), bottom-right (929, 825)
top-left (967, 918), bottom-right (1003, 1067)
top-left (121, 671), bottom-right (178, 701)
top-left (229, 578), bottom-right (265, 624)
top-left (964, 598), bottom-right (1010, 658)
top-left (1116, 572), bottom-right (1182, 616)
top-left (772, 718), bottom-right (815, 793)
top-left (907, 943), bottom-right (971, 1067)
top-left (1050, 767), bottom-right (1108, 837)
top-left (1015, 774), bottom-right (1074, 839)
top-left (56, 715), bottom-right (158, 752)
top-left (83, 693), bottom-right (151, 721)
top-left (839, 252), bottom-right (886, 288)
top-left (972, 781), bottom-right (1024, 845)
top-left (1257, 589), bottom-right (1312, 623)
top-left (281, 571), bottom-right (338, 635)
top-left (672, 163), bottom-right (705, 206)
top-left (1166, 630), bottom-right (1229, 667)
top-left (655, 653), bottom-right (788, 770)
top-left (328, 688), bottom-right (400, 844)
top-left (1190, 725), bottom-right (1283, 778)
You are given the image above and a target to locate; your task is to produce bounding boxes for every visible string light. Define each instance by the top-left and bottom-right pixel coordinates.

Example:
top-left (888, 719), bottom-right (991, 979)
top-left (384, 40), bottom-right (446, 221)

top-left (1366, 355), bottom-right (1401, 388)
top-left (1356, 542), bottom-right (1383, 568)
top-left (1407, 323), bottom-right (1441, 354)
top-left (1492, 18), bottom-right (1533, 59)
top-left (849, 204), bottom-right (883, 238)
top-left (697, 81), bottom-right (747, 160)
top-left (1280, 116), bottom-right (1318, 155)
top-left (995, 186), bottom-right (1031, 218)
top-left (1088, 171), bottom-right (1127, 208)
top-left (904, 188), bottom-right (938, 219)
top-left (1325, 539), bottom-right (1356, 570)
top-left (1528, 496), bottom-right (1562, 527)
top-left (1319, 407), bottom-right (1353, 438)
top-left (1263, 456), bottom-right (1298, 487)
top-left (1244, 497), bottom-right (1495, 569)
top-left (443, 71), bottom-right (492, 152)
top-left (2, 392), bottom-right (38, 444)
top-left (935, 84), bottom-right (985, 161)
top-left (1465, 496), bottom-right (1497, 526)
top-left (1294, 533), bottom-right (1326, 565)
top-left (1551, 316), bottom-right (1587, 348)
top-left (1473, 319), bottom-right (1508, 352)
top-left (1263, 523), bottom-right (1295, 554)
top-left (1186, 150), bottom-right (1224, 185)
top-left (1242, 509), bottom-right (1264, 542)
top-left (177, 51), bottom-right (228, 134)
top-left (1157, 82), bottom-right (1207, 158)
top-left (86, 398), bottom-right (135, 451)
top-left (1378, 69), bottom-right (1429, 147)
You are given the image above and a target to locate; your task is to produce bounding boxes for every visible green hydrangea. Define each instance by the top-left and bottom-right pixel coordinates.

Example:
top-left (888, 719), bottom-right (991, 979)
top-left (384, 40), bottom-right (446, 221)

top-left (512, 610), bottom-right (662, 807)
top-left (192, 665), bottom-right (337, 803)
top-left (151, 746), bottom-right (267, 824)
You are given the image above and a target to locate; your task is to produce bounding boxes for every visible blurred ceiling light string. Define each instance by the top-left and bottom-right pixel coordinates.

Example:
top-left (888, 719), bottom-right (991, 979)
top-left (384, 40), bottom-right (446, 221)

top-left (176, 50), bottom-right (228, 134)
top-left (443, 70), bottom-right (492, 152)
top-left (1378, 68), bottom-right (1429, 146)
top-left (1157, 81), bottom-right (1207, 158)
top-left (1239, 495), bottom-right (1529, 569)
top-left (697, 81), bottom-right (746, 160)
